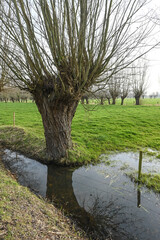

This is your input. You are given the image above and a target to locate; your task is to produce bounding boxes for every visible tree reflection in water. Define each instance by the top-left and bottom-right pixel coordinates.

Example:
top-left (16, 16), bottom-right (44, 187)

top-left (2, 150), bottom-right (160, 240)
top-left (46, 165), bottom-right (97, 233)
top-left (46, 165), bottom-right (145, 240)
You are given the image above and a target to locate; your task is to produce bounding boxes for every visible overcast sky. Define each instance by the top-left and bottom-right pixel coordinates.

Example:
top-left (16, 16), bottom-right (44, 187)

top-left (145, 0), bottom-right (160, 94)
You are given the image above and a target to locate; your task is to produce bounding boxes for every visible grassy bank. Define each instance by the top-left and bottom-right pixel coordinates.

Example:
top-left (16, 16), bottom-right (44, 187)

top-left (139, 173), bottom-right (160, 193)
top-left (0, 101), bottom-right (160, 164)
top-left (128, 172), bottom-right (160, 193)
top-left (0, 150), bottom-right (87, 240)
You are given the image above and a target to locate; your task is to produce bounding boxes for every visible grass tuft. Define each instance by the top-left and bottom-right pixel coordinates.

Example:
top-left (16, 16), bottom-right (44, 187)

top-left (127, 172), bottom-right (160, 193)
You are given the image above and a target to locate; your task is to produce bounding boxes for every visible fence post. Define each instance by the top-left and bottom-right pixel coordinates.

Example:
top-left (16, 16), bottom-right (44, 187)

top-left (138, 151), bottom-right (143, 181)
top-left (137, 183), bottom-right (141, 208)
top-left (13, 112), bottom-right (15, 127)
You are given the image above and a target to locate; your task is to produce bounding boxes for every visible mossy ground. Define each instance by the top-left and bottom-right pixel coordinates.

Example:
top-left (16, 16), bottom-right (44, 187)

top-left (0, 150), bottom-right (87, 240)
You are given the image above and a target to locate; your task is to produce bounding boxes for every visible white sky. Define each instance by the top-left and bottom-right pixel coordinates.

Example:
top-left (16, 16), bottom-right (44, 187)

top-left (145, 0), bottom-right (160, 94)
top-left (147, 48), bottom-right (160, 94)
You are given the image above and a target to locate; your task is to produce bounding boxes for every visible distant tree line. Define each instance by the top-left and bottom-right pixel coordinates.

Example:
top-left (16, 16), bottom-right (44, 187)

top-left (81, 61), bottom-right (150, 106)
top-left (0, 88), bottom-right (33, 103)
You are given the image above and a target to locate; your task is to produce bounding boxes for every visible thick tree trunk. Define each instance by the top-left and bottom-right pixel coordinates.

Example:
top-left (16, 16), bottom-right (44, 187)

top-left (81, 97), bottom-right (85, 104)
top-left (121, 97), bottom-right (124, 105)
top-left (107, 98), bottom-right (110, 105)
top-left (100, 97), bottom-right (104, 105)
top-left (81, 96), bottom-right (89, 104)
top-left (112, 97), bottom-right (116, 105)
top-left (86, 96), bottom-right (89, 104)
top-left (35, 96), bottom-right (79, 163)
top-left (135, 97), bottom-right (140, 105)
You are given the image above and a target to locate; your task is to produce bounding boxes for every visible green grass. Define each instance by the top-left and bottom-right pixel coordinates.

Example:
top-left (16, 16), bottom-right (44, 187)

top-left (0, 102), bottom-right (44, 138)
top-left (139, 173), bottom-right (160, 193)
top-left (128, 172), bottom-right (160, 193)
top-left (0, 100), bottom-right (160, 164)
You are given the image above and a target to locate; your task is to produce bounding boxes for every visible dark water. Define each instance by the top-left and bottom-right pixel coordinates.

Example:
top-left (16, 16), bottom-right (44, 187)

top-left (2, 149), bottom-right (160, 240)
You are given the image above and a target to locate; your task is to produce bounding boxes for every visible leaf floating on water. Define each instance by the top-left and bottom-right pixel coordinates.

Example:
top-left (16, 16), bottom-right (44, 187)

top-left (105, 175), bottom-right (110, 179)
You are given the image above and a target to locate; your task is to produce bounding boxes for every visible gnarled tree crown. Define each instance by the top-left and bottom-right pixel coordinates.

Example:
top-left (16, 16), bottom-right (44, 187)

top-left (0, 0), bottom-right (154, 101)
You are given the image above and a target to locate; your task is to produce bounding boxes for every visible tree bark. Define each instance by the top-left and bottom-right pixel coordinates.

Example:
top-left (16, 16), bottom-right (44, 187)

top-left (121, 97), bottom-right (124, 105)
top-left (81, 96), bottom-right (89, 104)
top-left (100, 97), bottom-right (104, 105)
top-left (86, 96), bottom-right (89, 104)
top-left (35, 95), bottom-right (79, 163)
top-left (135, 97), bottom-right (140, 105)
top-left (112, 97), bottom-right (116, 105)
top-left (107, 98), bottom-right (110, 105)
top-left (81, 97), bottom-right (85, 104)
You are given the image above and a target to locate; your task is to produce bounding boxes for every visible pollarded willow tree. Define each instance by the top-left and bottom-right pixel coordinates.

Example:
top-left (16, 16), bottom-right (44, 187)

top-left (0, 0), bottom-right (154, 163)
top-left (108, 76), bottom-right (121, 105)
top-left (131, 62), bottom-right (148, 105)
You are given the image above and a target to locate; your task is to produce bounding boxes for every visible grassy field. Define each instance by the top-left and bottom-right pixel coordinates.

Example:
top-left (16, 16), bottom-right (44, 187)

top-left (0, 99), bottom-right (160, 238)
top-left (0, 99), bottom-right (160, 164)
top-left (0, 99), bottom-right (160, 162)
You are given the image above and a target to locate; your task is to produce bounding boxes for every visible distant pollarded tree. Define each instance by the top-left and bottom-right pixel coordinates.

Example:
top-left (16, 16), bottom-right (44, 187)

top-left (90, 83), bottom-right (108, 105)
top-left (108, 77), bottom-right (121, 105)
top-left (120, 82), bottom-right (130, 105)
top-left (81, 94), bottom-right (89, 104)
top-left (131, 62), bottom-right (148, 105)
top-left (153, 92), bottom-right (159, 98)
top-left (95, 89), bottom-right (106, 105)
top-left (0, 92), bottom-right (9, 102)
top-left (108, 69), bottom-right (131, 105)
top-left (100, 92), bottom-right (106, 105)
top-left (106, 90), bottom-right (111, 105)
top-left (119, 73), bottom-right (131, 105)
top-left (0, 0), bottom-right (155, 163)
